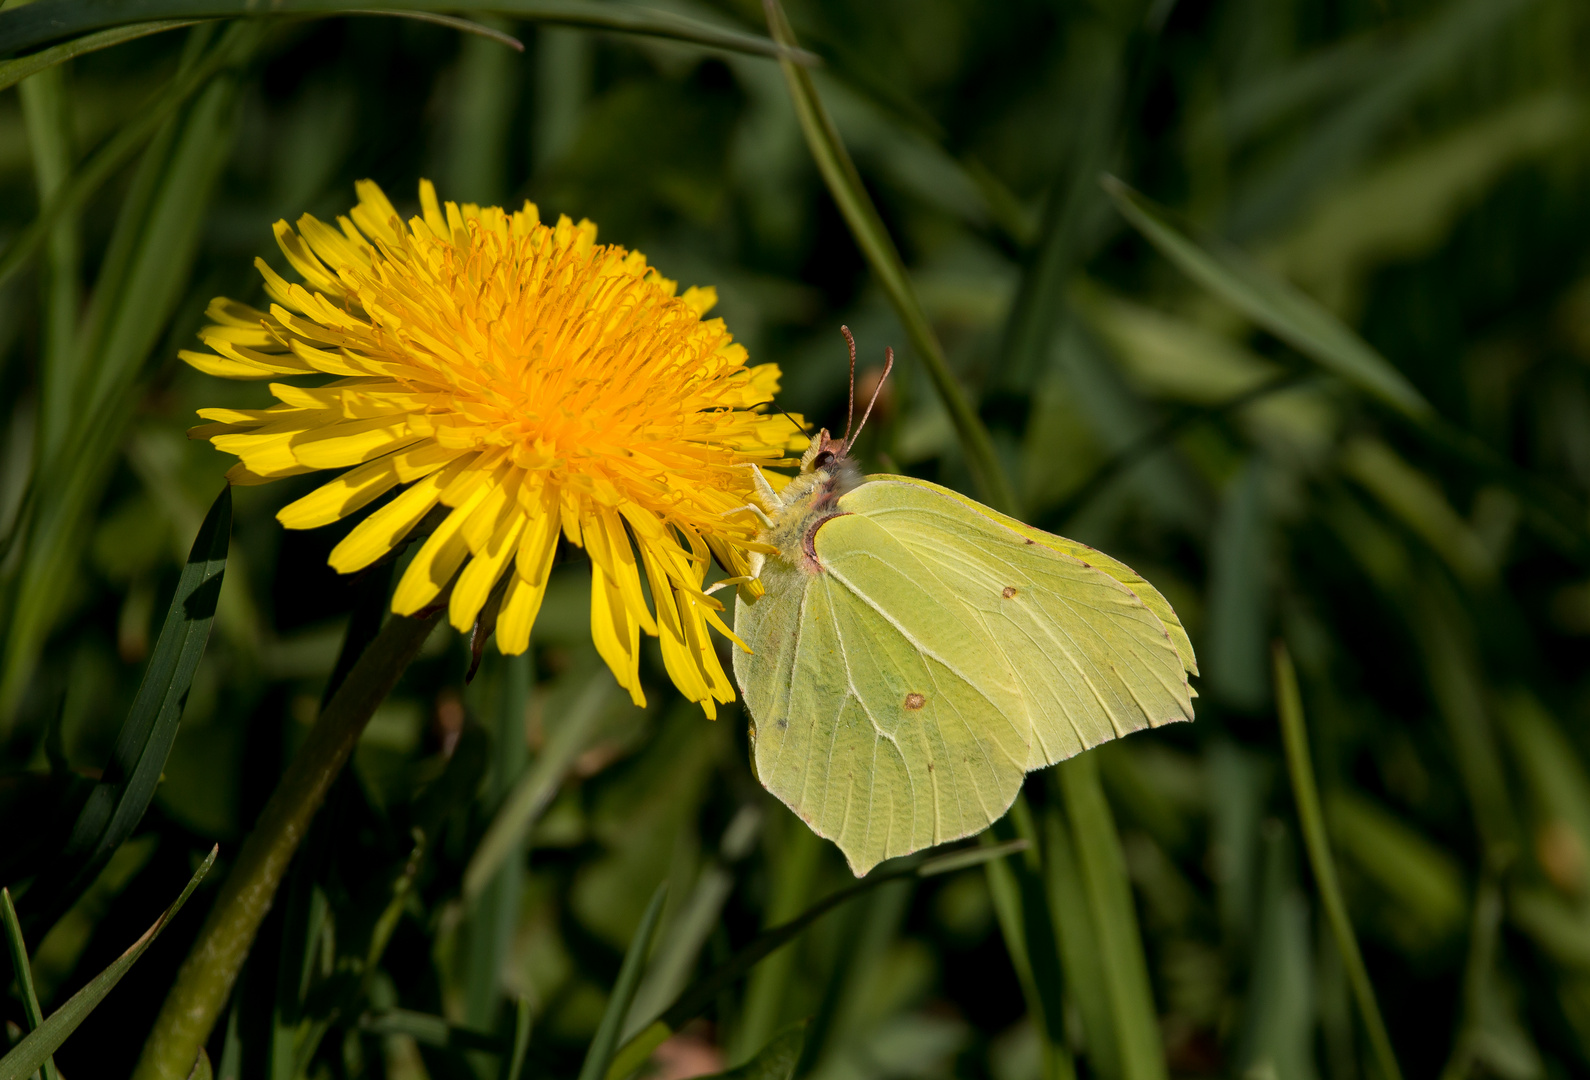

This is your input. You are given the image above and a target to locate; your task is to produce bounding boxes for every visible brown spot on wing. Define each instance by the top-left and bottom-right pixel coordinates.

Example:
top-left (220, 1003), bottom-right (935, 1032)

top-left (1001, 586), bottom-right (1018, 598)
top-left (904, 692), bottom-right (926, 710)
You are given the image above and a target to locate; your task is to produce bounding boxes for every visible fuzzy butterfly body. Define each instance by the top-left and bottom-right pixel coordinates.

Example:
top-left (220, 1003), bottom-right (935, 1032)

top-left (732, 413), bottom-right (1198, 876)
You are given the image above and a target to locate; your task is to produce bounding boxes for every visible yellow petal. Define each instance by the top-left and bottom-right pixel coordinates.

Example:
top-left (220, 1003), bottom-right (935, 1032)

top-left (278, 442), bottom-right (463, 529)
top-left (329, 454), bottom-right (475, 573)
top-left (450, 511), bottom-right (524, 631)
top-left (590, 562), bottom-right (644, 708)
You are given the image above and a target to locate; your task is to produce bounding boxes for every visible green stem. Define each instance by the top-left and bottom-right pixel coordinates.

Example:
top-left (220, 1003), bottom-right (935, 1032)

top-left (762, 0), bottom-right (1017, 516)
top-left (132, 612), bottom-right (440, 1080)
top-left (1273, 643), bottom-right (1403, 1080)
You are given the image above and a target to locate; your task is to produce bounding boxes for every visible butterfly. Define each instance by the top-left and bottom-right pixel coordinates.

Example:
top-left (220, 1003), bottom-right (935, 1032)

top-left (731, 328), bottom-right (1198, 875)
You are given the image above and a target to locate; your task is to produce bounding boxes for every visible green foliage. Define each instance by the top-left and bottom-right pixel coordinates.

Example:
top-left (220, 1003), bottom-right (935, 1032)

top-left (1, 1), bottom-right (1589, 1078)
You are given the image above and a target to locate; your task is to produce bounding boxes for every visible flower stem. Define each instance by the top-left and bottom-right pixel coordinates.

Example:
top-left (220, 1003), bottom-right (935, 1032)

top-left (132, 611), bottom-right (440, 1080)
top-left (1273, 642), bottom-right (1403, 1080)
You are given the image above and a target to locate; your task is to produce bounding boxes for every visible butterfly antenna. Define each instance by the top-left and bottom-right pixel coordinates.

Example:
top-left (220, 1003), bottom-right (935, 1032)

top-left (779, 407), bottom-right (806, 434)
top-left (847, 346), bottom-right (894, 451)
top-left (839, 324), bottom-right (858, 445)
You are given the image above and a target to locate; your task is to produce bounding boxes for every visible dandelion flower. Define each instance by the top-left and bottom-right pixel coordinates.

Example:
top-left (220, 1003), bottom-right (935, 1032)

top-left (185, 179), bottom-right (805, 715)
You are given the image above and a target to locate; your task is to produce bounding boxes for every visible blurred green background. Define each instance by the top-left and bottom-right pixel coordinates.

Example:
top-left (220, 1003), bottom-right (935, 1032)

top-left (3, 0), bottom-right (1590, 1077)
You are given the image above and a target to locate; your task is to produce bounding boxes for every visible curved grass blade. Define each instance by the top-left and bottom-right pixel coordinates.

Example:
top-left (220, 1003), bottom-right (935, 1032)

top-left (346, 9), bottom-right (522, 50)
top-left (577, 884), bottom-right (668, 1080)
top-left (0, 846), bottom-right (217, 1080)
top-left (2, 888), bottom-right (60, 1080)
top-left (1102, 179), bottom-right (1590, 558)
top-left (0, 0), bottom-right (816, 64)
top-left (0, 20), bottom-right (200, 92)
top-left (502, 995), bottom-right (532, 1080)
top-left (762, 0), bottom-right (1017, 515)
top-left (461, 673), bottom-right (614, 902)
top-left (604, 840), bottom-right (1028, 1080)
top-left (21, 486), bottom-right (230, 926)
top-left (132, 610), bottom-right (442, 1080)
top-left (0, 20), bottom-right (248, 294)
top-left (1273, 644), bottom-right (1403, 1080)
top-left (1101, 175), bottom-right (1432, 421)
top-left (706, 1020), bottom-right (806, 1080)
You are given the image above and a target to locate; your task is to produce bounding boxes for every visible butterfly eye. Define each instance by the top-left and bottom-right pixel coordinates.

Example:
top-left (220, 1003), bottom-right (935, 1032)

top-left (813, 450), bottom-right (834, 469)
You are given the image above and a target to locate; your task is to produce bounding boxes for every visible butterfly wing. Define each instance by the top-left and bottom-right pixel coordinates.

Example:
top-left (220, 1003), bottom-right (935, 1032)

top-left (734, 513), bottom-right (1032, 876)
top-left (871, 475), bottom-right (1198, 679)
top-left (839, 478), bottom-right (1194, 771)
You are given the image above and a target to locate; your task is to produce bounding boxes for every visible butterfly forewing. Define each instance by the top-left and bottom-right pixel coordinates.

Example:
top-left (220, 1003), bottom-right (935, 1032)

top-left (838, 479), bottom-right (1195, 771)
top-left (872, 476), bottom-right (1199, 679)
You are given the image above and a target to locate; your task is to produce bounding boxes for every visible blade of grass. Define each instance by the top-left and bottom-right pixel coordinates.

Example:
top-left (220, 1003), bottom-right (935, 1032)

top-left (0, 847), bottom-right (217, 1080)
top-left (578, 884), bottom-right (668, 1080)
top-left (1101, 176), bottom-right (1431, 420)
top-left (728, 822), bottom-right (819, 1064)
top-left (22, 485), bottom-right (230, 927)
top-left (17, 59), bottom-right (80, 468)
top-left (463, 652), bottom-right (534, 1043)
top-left (349, 9), bottom-right (522, 50)
top-left (1102, 175), bottom-right (1590, 557)
top-left (131, 611), bottom-right (442, 1080)
top-left (0, 0), bottom-right (817, 64)
top-left (1042, 803), bottom-right (1120, 1080)
top-left (712, 1020), bottom-right (805, 1080)
top-left (0, 20), bottom-right (200, 91)
top-left (356, 1010), bottom-right (504, 1053)
top-left (0, 23), bottom-right (254, 732)
top-left (982, 825), bottom-right (1076, 1080)
top-left (2, 888), bottom-right (60, 1080)
top-left (0, 20), bottom-right (248, 294)
top-left (762, 0), bottom-right (1016, 515)
top-left (502, 995), bottom-right (531, 1080)
top-left (605, 840), bottom-right (1029, 1080)
top-left (462, 673), bottom-right (615, 902)
top-left (1056, 752), bottom-right (1166, 1080)
top-left (1273, 642), bottom-right (1403, 1080)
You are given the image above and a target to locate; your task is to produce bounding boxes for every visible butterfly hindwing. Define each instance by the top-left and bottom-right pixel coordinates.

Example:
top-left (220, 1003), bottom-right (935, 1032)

top-left (736, 512), bottom-right (1031, 875)
top-left (836, 478), bottom-right (1195, 771)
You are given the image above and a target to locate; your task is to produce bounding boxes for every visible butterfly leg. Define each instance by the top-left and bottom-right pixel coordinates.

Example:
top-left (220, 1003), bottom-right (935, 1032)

top-left (741, 463), bottom-right (783, 512)
top-left (725, 503), bottom-right (776, 529)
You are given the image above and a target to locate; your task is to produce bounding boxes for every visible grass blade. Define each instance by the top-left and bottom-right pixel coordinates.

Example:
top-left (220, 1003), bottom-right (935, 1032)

top-left (1273, 643), bottom-right (1403, 1080)
top-left (0, 20), bottom-right (199, 92)
top-left (604, 840), bottom-right (1028, 1080)
top-left (0, 0), bottom-right (816, 64)
top-left (762, 0), bottom-right (1017, 515)
top-left (578, 883), bottom-right (668, 1080)
top-left (1057, 753), bottom-right (1165, 1080)
top-left (462, 672), bottom-right (614, 902)
top-left (0, 847), bottom-right (217, 1080)
top-left (18, 59), bottom-right (80, 469)
top-left (982, 827), bottom-right (1075, 1080)
top-left (132, 611), bottom-right (441, 1080)
top-left (0, 21), bottom-right (246, 294)
top-left (2, 888), bottom-right (60, 1080)
top-left (462, 653), bottom-right (534, 1041)
top-left (1101, 175), bottom-right (1432, 421)
top-left (0, 23), bottom-right (254, 733)
top-left (501, 995), bottom-right (531, 1080)
top-left (1042, 805), bottom-right (1120, 1080)
top-left (710, 1020), bottom-right (806, 1080)
top-left (22, 485), bottom-right (230, 925)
